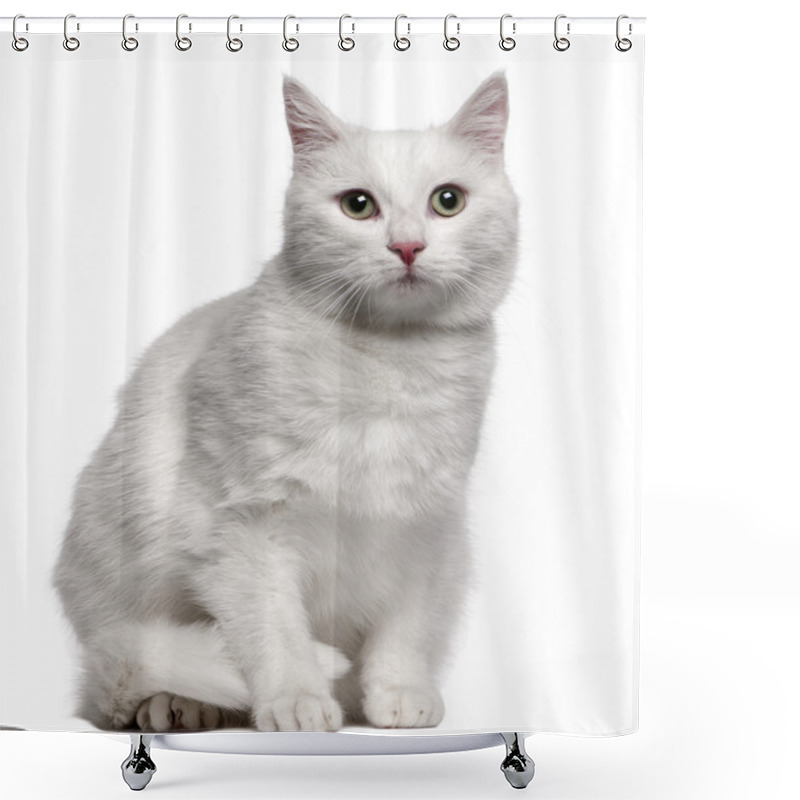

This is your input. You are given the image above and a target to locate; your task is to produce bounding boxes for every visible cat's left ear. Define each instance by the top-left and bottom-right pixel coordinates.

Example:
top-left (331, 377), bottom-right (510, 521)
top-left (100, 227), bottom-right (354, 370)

top-left (446, 72), bottom-right (509, 156)
top-left (283, 76), bottom-right (344, 157)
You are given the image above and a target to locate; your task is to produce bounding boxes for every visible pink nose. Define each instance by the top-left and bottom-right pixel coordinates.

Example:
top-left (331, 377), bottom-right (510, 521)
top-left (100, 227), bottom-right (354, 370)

top-left (388, 241), bottom-right (426, 267)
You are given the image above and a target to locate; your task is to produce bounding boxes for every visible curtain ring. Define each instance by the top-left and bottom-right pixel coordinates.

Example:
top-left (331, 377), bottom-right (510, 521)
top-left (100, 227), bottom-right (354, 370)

top-left (394, 15), bottom-right (410, 50)
top-left (283, 15), bottom-right (299, 51)
top-left (443, 14), bottom-right (460, 51)
top-left (553, 14), bottom-right (570, 52)
top-left (499, 14), bottom-right (516, 51)
top-left (226, 15), bottom-right (243, 52)
top-left (12, 14), bottom-right (29, 52)
top-left (122, 14), bottom-right (139, 51)
top-left (175, 14), bottom-right (192, 51)
top-left (63, 13), bottom-right (80, 51)
top-left (615, 14), bottom-right (632, 52)
top-left (338, 14), bottom-right (355, 51)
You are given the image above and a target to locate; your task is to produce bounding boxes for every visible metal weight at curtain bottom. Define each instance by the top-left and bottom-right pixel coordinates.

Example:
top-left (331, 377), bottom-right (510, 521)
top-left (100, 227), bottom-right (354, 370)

top-left (121, 735), bottom-right (156, 791)
top-left (500, 732), bottom-right (536, 789)
top-left (118, 733), bottom-right (535, 790)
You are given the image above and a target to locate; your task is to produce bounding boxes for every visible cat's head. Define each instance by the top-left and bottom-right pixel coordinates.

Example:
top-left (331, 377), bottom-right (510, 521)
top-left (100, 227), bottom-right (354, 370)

top-left (278, 73), bottom-right (518, 330)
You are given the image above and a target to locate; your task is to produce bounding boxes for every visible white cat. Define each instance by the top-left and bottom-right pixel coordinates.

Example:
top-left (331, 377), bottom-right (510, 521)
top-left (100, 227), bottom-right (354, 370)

top-left (52, 72), bottom-right (518, 732)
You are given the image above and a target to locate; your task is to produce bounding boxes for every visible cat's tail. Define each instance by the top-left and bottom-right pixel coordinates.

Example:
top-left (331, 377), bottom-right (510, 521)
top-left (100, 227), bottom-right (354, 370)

top-left (77, 619), bottom-right (350, 729)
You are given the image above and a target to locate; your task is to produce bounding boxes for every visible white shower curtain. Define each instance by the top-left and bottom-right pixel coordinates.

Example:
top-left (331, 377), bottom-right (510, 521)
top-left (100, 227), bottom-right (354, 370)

top-left (0, 19), bottom-right (643, 736)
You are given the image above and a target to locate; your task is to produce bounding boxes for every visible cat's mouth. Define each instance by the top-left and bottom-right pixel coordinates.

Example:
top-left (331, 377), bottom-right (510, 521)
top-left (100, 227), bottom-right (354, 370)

top-left (396, 273), bottom-right (424, 287)
top-left (391, 266), bottom-right (429, 289)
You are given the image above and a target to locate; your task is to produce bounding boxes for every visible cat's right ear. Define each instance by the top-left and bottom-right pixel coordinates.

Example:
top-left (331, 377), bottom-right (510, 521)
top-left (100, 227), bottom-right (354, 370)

top-left (446, 72), bottom-right (509, 157)
top-left (283, 77), bottom-right (343, 158)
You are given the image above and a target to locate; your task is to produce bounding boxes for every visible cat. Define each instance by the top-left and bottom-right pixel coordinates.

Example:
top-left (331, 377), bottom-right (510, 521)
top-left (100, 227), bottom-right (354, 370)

top-left (52, 72), bottom-right (518, 732)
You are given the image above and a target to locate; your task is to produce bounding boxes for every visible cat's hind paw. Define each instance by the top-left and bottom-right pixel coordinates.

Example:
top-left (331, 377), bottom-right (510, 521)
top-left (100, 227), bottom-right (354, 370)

top-left (135, 692), bottom-right (223, 731)
top-left (255, 692), bottom-right (343, 732)
top-left (363, 685), bottom-right (445, 729)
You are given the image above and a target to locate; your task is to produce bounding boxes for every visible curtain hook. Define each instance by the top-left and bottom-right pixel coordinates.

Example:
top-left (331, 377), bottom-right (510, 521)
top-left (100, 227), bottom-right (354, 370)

top-left (443, 14), bottom-right (460, 51)
top-left (283, 15), bottom-right (299, 51)
top-left (499, 14), bottom-right (516, 51)
top-left (63, 13), bottom-right (80, 51)
top-left (394, 14), bottom-right (410, 51)
top-left (553, 14), bottom-right (570, 52)
top-left (338, 14), bottom-right (355, 51)
top-left (226, 15), bottom-right (243, 52)
top-left (615, 14), bottom-right (632, 52)
top-left (12, 14), bottom-right (29, 51)
top-left (175, 13), bottom-right (192, 51)
top-left (122, 14), bottom-right (139, 51)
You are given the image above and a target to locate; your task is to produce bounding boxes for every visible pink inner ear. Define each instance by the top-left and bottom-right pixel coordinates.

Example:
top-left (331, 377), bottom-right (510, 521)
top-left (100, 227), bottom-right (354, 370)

top-left (286, 114), bottom-right (337, 152)
top-left (450, 74), bottom-right (509, 155)
top-left (283, 79), bottom-right (341, 154)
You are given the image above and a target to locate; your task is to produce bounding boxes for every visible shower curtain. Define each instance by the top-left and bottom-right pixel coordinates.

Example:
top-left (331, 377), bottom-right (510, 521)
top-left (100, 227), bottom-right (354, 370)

top-left (0, 16), bottom-right (644, 737)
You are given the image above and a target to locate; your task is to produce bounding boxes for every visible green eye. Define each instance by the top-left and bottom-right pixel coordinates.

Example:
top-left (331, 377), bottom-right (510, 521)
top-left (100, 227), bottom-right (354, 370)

top-left (430, 185), bottom-right (466, 217)
top-left (340, 190), bottom-right (377, 220)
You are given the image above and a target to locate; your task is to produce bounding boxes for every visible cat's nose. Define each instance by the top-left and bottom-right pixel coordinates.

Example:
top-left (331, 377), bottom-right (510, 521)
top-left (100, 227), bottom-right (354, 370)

top-left (388, 241), bottom-right (426, 267)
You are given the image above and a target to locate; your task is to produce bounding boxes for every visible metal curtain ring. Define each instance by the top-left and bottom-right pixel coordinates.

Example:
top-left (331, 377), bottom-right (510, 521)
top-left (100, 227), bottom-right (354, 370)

top-left (338, 14), bottom-right (355, 51)
top-left (394, 14), bottom-right (410, 50)
top-left (615, 14), bottom-right (632, 51)
top-left (63, 13), bottom-right (80, 51)
top-left (122, 14), bottom-right (139, 51)
top-left (283, 15), bottom-right (299, 51)
top-left (226, 15), bottom-right (243, 51)
top-left (443, 14), bottom-right (460, 51)
top-left (175, 14), bottom-right (192, 50)
top-left (553, 14), bottom-right (570, 52)
top-left (499, 14), bottom-right (516, 51)
top-left (12, 14), bottom-right (29, 51)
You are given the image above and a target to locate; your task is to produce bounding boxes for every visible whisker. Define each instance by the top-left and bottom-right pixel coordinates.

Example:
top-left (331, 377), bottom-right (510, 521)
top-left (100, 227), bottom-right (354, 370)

top-left (348, 284), bottom-right (371, 336)
top-left (319, 282), bottom-right (364, 341)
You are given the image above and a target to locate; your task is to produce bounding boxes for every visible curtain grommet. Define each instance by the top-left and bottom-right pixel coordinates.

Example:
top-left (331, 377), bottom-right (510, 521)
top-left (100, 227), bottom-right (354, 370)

top-left (499, 14), bottom-right (516, 51)
top-left (282, 15), bottom-right (299, 52)
top-left (394, 15), bottom-right (411, 51)
top-left (63, 13), bottom-right (80, 51)
top-left (338, 14), bottom-right (355, 51)
top-left (553, 14), bottom-right (570, 52)
top-left (121, 14), bottom-right (139, 52)
top-left (226, 15), bottom-right (243, 52)
top-left (12, 15), bottom-right (29, 51)
top-left (175, 14), bottom-right (192, 51)
top-left (615, 15), bottom-right (632, 51)
top-left (443, 14), bottom-right (460, 51)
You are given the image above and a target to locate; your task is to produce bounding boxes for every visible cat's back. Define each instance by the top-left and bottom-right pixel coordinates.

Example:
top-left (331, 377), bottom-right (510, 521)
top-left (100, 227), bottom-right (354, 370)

top-left (54, 287), bottom-right (251, 629)
top-left (59, 288), bottom-right (248, 548)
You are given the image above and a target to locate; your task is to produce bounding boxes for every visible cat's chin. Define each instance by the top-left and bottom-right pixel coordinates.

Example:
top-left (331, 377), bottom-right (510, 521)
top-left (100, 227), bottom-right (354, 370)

top-left (364, 285), bottom-right (485, 330)
top-left (392, 273), bottom-right (429, 291)
top-left (364, 275), bottom-right (444, 324)
top-left (395, 273), bottom-right (424, 286)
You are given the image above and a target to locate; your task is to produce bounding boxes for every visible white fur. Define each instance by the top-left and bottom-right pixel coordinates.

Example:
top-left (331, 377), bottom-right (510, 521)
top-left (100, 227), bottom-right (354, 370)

top-left (52, 73), bottom-right (518, 731)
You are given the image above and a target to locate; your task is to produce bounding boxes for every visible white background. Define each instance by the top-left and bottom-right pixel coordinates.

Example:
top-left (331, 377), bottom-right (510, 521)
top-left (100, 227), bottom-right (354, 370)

top-left (2, 0), bottom-right (798, 798)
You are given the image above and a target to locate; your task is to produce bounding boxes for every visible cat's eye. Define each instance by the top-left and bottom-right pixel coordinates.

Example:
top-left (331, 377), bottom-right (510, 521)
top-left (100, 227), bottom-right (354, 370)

top-left (340, 190), bottom-right (378, 220)
top-left (430, 185), bottom-right (466, 217)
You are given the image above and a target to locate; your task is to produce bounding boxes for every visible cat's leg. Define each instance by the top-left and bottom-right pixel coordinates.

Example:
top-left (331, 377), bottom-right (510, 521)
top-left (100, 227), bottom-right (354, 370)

top-left (360, 612), bottom-right (446, 729)
top-left (359, 512), bottom-right (468, 729)
top-left (74, 618), bottom-right (252, 730)
top-left (195, 506), bottom-right (345, 732)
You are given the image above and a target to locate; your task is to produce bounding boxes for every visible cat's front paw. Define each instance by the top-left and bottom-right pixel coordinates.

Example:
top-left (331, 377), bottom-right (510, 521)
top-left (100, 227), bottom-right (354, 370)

top-left (255, 692), bottom-right (343, 732)
top-left (363, 685), bottom-right (444, 729)
top-left (136, 692), bottom-right (222, 731)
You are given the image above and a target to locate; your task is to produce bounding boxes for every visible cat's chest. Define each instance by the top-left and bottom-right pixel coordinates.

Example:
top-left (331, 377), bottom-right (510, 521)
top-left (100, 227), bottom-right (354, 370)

top-left (291, 330), bottom-right (492, 516)
top-left (341, 340), bottom-right (446, 417)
